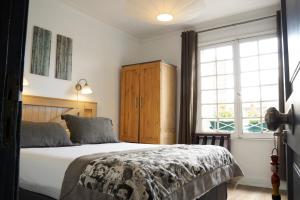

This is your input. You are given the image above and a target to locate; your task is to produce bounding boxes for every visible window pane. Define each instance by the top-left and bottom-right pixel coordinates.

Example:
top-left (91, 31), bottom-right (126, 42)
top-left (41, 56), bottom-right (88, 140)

top-left (241, 72), bottom-right (260, 87)
top-left (218, 89), bottom-right (234, 103)
top-left (218, 104), bottom-right (234, 118)
top-left (241, 87), bottom-right (260, 102)
top-left (243, 118), bottom-right (263, 133)
top-left (202, 119), bottom-right (217, 132)
top-left (259, 38), bottom-right (278, 54)
top-left (260, 69), bottom-right (278, 85)
top-left (216, 45), bottom-right (233, 60)
top-left (240, 56), bottom-right (259, 72)
top-left (218, 119), bottom-right (235, 132)
top-left (260, 54), bottom-right (278, 70)
top-left (201, 48), bottom-right (215, 62)
top-left (201, 76), bottom-right (216, 90)
top-left (201, 105), bottom-right (217, 118)
top-left (217, 60), bottom-right (233, 74)
top-left (242, 103), bottom-right (261, 118)
top-left (201, 62), bottom-right (216, 76)
top-left (201, 90), bottom-right (216, 104)
top-left (261, 85), bottom-right (278, 101)
top-left (240, 41), bottom-right (258, 57)
top-left (217, 75), bottom-right (234, 89)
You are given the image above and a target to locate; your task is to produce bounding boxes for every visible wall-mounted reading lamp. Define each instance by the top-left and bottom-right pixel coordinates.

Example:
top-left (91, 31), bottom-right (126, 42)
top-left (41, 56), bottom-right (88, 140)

top-left (75, 79), bottom-right (92, 116)
top-left (75, 79), bottom-right (92, 95)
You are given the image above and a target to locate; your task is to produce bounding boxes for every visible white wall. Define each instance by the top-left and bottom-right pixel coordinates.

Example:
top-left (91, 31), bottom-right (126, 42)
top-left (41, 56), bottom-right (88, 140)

top-left (139, 6), bottom-right (286, 189)
top-left (23, 0), bottom-right (141, 131)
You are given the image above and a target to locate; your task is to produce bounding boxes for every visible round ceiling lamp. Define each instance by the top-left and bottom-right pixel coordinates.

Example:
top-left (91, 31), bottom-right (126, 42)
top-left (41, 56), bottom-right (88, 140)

top-left (157, 13), bottom-right (174, 22)
top-left (125, 0), bottom-right (205, 24)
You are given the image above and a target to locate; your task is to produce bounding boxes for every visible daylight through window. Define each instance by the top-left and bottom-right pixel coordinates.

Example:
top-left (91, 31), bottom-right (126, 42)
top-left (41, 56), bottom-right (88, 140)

top-left (197, 36), bottom-right (279, 136)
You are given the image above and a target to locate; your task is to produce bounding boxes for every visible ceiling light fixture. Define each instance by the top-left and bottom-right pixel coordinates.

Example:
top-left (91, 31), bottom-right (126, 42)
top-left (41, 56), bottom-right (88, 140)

top-left (157, 13), bottom-right (173, 22)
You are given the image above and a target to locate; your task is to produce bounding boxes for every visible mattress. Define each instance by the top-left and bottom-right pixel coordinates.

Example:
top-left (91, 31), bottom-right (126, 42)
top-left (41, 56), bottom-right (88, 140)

top-left (19, 143), bottom-right (158, 199)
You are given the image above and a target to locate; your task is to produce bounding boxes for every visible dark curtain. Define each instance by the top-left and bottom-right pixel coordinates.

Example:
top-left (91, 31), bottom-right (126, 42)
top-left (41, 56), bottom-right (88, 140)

top-left (277, 10), bottom-right (287, 181)
top-left (178, 31), bottom-right (198, 144)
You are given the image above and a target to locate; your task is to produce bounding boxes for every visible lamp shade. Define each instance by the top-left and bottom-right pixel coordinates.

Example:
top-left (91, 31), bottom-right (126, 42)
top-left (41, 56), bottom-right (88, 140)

top-left (81, 84), bottom-right (93, 94)
top-left (23, 77), bottom-right (29, 86)
top-left (157, 13), bottom-right (173, 22)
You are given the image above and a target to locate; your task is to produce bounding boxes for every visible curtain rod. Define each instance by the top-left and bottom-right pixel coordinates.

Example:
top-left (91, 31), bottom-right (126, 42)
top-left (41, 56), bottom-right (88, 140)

top-left (196, 15), bottom-right (277, 34)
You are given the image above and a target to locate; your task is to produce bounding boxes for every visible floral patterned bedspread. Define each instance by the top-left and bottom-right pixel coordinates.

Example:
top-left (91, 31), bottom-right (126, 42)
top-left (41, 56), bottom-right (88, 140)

top-left (74, 145), bottom-right (242, 200)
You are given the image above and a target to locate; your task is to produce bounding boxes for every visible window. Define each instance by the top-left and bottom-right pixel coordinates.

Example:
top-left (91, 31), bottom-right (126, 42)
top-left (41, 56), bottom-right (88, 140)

top-left (199, 45), bottom-right (235, 133)
top-left (197, 36), bottom-right (279, 136)
top-left (239, 37), bottom-right (278, 134)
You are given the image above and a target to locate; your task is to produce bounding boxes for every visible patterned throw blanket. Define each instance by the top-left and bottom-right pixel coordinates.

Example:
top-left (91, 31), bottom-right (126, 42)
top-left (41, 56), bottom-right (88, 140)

top-left (61, 145), bottom-right (242, 200)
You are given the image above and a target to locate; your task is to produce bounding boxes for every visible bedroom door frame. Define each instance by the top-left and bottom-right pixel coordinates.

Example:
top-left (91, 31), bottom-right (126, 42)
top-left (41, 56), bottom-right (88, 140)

top-left (0, 0), bottom-right (29, 199)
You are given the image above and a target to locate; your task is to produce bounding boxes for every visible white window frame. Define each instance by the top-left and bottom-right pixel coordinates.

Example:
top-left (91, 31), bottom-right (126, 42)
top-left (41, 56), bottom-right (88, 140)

top-left (197, 41), bottom-right (236, 135)
top-left (198, 33), bottom-right (278, 139)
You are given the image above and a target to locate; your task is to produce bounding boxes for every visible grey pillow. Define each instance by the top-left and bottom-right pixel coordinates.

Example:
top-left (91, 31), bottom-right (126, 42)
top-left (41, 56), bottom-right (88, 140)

top-left (21, 121), bottom-right (73, 148)
top-left (62, 115), bottom-right (119, 144)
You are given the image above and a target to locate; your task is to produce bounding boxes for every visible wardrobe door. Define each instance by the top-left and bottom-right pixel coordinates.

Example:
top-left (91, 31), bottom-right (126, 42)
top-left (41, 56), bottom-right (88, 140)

top-left (139, 62), bottom-right (161, 144)
top-left (120, 66), bottom-right (140, 142)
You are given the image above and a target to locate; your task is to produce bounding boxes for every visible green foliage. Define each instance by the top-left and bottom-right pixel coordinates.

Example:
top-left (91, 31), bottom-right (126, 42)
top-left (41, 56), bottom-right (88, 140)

top-left (219, 111), bottom-right (233, 118)
top-left (249, 119), bottom-right (260, 124)
top-left (218, 105), bottom-right (233, 118)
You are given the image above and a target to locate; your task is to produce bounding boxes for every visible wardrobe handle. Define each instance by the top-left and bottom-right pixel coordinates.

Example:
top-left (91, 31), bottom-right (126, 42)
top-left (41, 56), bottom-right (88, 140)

top-left (140, 96), bottom-right (143, 108)
top-left (135, 97), bottom-right (139, 108)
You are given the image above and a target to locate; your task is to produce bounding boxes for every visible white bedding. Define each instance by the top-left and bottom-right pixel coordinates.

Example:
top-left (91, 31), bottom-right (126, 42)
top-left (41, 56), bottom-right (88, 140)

top-left (19, 143), bottom-right (158, 199)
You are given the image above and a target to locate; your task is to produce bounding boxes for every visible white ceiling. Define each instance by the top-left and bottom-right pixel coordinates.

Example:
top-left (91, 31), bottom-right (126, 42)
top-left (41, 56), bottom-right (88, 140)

top-left (61, 0), bottom-right (279, 39)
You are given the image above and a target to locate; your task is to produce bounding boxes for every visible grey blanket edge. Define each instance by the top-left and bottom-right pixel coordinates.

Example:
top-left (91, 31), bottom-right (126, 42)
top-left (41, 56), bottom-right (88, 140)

top-left (60, 147), bottom-right (243, 200)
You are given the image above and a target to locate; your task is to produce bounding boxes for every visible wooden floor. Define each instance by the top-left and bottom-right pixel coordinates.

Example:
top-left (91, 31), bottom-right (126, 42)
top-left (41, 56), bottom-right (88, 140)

top-left (228, 185), bottom-right (287, 200)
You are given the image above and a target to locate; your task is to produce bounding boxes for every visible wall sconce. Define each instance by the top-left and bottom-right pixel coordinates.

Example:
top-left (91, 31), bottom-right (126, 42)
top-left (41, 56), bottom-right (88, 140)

top-left (23, 77), bottom-right (29, 86)
top-left (75, 79), bottom-right (92, 95)
top-left (75, 79), bottom-right (92, 116)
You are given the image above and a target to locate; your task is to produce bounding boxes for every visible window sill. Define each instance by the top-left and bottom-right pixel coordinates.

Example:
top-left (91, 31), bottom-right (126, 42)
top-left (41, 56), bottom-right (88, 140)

top-left (194, 132), bottom-right (274, 140)
top-left (231, 135), bottom-right (274, 141)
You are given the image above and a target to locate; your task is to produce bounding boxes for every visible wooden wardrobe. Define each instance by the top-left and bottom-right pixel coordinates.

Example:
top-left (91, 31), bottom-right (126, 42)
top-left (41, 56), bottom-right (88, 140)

top-left (120, 60), bottom-right (176, 144)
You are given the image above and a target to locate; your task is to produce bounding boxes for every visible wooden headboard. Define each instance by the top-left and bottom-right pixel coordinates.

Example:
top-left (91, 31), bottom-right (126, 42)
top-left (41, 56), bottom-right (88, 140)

top-left (22, 95), bottom-right (97, 128)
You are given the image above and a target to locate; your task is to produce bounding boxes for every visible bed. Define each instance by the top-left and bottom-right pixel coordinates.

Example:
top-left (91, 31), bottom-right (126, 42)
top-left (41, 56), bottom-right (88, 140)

top-left (20, 143), bottom-right (160, 199)
top-left (19, 95), bottom-right (243, 200)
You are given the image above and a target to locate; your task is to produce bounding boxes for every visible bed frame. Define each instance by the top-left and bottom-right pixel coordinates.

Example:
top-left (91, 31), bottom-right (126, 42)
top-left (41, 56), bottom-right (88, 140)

top-left (19, 95), bottom-right (228, 200)
top-left (19, 183), bottom-right (227, 200)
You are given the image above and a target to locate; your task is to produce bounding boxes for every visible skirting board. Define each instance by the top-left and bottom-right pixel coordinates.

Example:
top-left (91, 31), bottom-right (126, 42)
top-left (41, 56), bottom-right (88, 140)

top-left (237, 177), bottom-right (287, 191)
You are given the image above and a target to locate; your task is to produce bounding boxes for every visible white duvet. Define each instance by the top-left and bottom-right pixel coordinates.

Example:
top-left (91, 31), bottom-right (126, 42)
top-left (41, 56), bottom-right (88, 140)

top-left (19, 143), bottom-right (158, 199)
